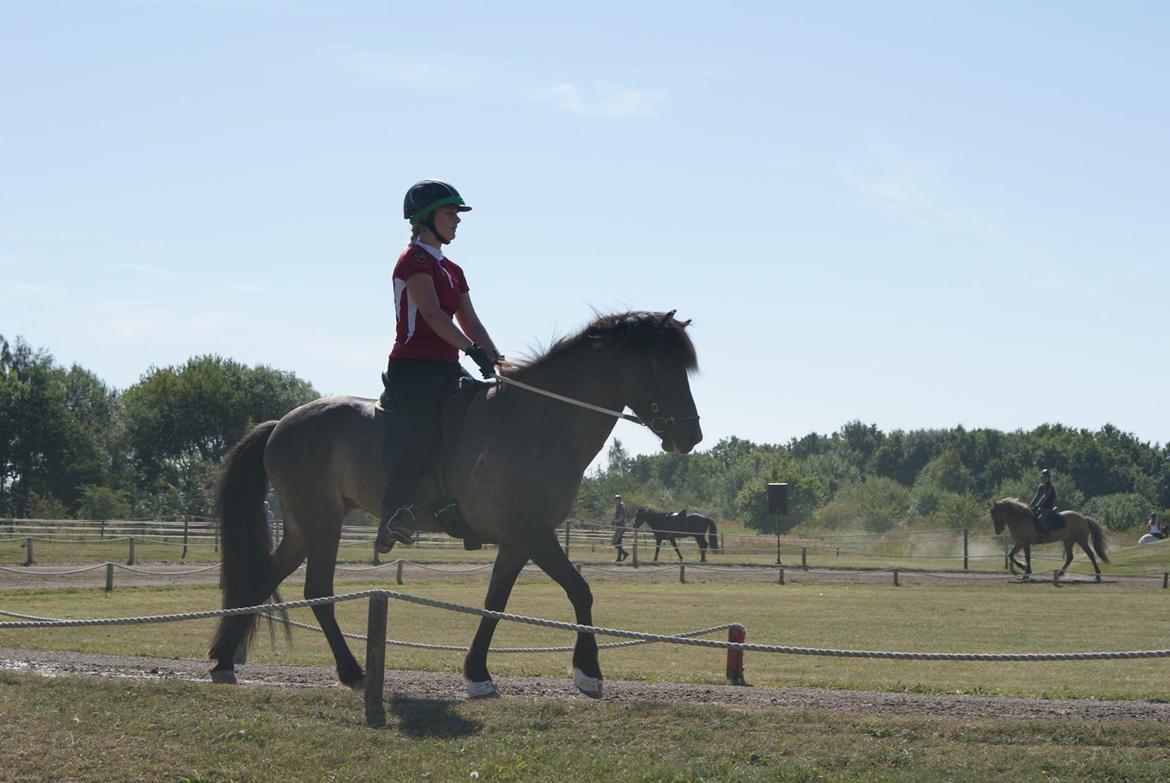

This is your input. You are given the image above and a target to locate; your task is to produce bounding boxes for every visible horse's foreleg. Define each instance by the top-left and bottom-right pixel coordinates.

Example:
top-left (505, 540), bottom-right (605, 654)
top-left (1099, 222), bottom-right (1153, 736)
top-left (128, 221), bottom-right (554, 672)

top-left (528, 528), bottom-right (602, 698)
top-left (1007, 544), bottom-right (1024, 574)
top-left (463, 544), bottom-right (528, 698)
top-left (671, 537), bottom-right (683, 561)
top-left (304, 536), bottom-right (364, 690)
top-left (1024, 545), bottom-right (1032, 576)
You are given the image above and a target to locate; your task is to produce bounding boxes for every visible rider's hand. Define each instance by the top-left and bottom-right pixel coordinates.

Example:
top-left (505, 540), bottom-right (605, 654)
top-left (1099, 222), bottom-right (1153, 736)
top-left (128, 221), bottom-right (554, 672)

top-left (464, 343), bottom-right (497, 378)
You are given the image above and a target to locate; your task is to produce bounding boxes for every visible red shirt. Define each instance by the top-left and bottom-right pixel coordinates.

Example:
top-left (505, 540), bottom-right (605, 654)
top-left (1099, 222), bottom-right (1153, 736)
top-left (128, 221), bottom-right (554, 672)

top-left (389, 243), bottom-right (470, 361)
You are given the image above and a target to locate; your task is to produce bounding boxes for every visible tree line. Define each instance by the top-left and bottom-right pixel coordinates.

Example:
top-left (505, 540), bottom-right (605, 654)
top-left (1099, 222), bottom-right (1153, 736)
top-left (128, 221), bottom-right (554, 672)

top-left (4, 335), bottom-right (1166, 534)
top-left (574, 421), bottom-right (1170, 535)
top-left (0, 335), bottom-right (317, 520)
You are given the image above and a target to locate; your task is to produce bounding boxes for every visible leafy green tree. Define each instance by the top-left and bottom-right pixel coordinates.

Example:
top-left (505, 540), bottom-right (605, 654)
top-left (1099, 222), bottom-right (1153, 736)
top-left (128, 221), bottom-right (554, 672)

top-left (77, 484), bottom-right (133, 520)
top-left (814, 477), bottom-right (911, 533)
top-left (1082, 492), bottom-right (1155, 533)
top-left (121, 355), bottom-right (318, 490)
top-left (0, 336), bottom-right (113, 516)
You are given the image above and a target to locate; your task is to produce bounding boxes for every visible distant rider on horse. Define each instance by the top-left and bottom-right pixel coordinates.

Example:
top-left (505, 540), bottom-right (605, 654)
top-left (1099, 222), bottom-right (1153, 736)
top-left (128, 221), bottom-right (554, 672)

top-left (1030, 468), bottom-right (1059, 538)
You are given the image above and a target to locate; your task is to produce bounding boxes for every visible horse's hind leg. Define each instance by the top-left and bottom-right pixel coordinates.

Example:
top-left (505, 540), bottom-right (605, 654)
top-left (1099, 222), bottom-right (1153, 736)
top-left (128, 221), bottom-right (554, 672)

top-left (463, 544), bottom-right (529, 698)
top-left (1057, 541), bottom-right (1074, 580)
top-left (697, 537), bottom-right (707, 563)
top-left (653, 541), bottom-right (662, 562)
top-left (527, 528), bottom-right (603, 698)
top-left (297, 505), bottom-right (364, 689)
top-left (1077, 538), bottom-right (1102, 581)
top-left (671, 538), bottom-right (684, 561)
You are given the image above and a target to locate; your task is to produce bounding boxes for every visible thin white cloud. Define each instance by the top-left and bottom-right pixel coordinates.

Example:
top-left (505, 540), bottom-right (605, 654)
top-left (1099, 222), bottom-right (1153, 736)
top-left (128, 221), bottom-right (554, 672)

top-left (332, 47), bottom-right (667, 120)
top-left (839, 141), bottom-right (989, 234)
top-left (333, 48), bottom-right (439, 89)
top-left (532, 83), bottom-right (667, 119)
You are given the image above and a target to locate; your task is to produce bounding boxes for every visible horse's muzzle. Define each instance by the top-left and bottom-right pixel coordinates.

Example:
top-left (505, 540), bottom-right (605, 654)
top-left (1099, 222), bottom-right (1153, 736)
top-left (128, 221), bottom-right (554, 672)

top-left (663, 419), bottom-right (702, 454)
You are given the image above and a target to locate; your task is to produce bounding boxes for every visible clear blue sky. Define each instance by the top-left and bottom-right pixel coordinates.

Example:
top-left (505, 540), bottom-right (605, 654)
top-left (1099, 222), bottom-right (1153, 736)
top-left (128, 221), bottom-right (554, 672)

top-left (3, 2), bottom-right (1168, 466)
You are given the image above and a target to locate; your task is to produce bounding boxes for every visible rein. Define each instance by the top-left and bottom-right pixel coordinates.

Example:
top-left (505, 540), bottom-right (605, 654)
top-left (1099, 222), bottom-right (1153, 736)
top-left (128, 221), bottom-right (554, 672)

top-left (491, 374), bottom-right (697, 436)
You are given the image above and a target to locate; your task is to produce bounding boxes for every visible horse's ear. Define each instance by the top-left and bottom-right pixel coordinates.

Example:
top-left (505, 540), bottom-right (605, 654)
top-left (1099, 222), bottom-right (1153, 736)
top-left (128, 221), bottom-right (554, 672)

top-left (679, 318), bottom-right (692, 328)
top-left (657, 309), bottom-right (677, 328)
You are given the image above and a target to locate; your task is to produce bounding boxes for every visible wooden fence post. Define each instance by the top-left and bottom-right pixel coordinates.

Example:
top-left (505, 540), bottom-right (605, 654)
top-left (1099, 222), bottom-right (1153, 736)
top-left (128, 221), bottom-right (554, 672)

top-left (801, 546), bottom-right (807, 569)
top-left (127, 537), bottom-right (135, 566)
top-left (395, 560), bottom-right (404, 586)
top-left (105, 562), bottom-right (115, 592)
top-left (893, 568), bottom-right (900, 587)
top-left (364, 594), bottom-right (388, 727)
top-left (1163, 572), bottom-right (1168, 590)
top-left (777, 567), bottom-right (785, 585)
top-left (181, 518), bottom-right (189, 560)
top-left (632, 530), bottom-right (639, 568)
top-left (679, 564), bottom-right (686, 584)
top-left (726, 625), bottom-right (746, 685)
top-left (372, 540), bottom-right (380, 565)
top-left (23, 537), bottom-right (33, 566)
top-left (962, 528), bottom-right (969, 571)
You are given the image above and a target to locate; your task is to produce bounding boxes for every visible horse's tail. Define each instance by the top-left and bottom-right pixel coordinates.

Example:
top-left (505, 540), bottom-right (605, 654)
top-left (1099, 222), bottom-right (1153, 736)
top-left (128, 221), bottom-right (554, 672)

top-left (706, 517), bottom-right (719, 551)
top-left (1086, 516), bottom-right (1110, 564)
top-left (209, 420), bottom-right (280, 659)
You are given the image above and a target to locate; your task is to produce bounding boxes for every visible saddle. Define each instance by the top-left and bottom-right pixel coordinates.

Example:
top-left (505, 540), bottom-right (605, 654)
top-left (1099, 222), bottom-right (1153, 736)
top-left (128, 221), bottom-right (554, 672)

top-left (1032, 507), bottom-right (1065, 539)
top-left (377, 374), bottom-right (491, 550)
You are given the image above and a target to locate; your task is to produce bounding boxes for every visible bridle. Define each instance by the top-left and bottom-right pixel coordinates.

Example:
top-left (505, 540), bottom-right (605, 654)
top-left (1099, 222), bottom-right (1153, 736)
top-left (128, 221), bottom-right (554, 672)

top-left (491, 374), bottom-right (699, 437)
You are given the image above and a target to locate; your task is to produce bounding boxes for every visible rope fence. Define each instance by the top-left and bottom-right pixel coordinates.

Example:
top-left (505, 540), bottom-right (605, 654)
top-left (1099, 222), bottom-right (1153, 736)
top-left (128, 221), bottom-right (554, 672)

top-left (5, 588), bottom-right (1170, 725)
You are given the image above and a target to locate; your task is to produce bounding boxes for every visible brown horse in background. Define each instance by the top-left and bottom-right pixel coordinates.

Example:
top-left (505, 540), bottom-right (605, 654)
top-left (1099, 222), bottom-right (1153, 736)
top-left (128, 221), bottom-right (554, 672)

top-left (208, 311), bottom-right (701, 699)
top-left (990, 498), bottom-right (1109, 581)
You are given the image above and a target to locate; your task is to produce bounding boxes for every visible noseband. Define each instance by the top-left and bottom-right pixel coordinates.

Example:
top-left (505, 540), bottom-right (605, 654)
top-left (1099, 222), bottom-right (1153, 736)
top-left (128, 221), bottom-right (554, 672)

top-left (642, 401), bottom-right (701, 437)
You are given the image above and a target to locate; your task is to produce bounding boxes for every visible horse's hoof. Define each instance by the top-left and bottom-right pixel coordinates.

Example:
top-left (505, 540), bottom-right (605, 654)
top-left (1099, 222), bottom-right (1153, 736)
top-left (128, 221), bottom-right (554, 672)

top-left (1095, 575), bottom-right (1102, 583)
top-left (573, 668), bottom-right (603, 699)
top-left (210, 669), bottom-right (238, 685)
top-left (347, 676), bottom-right (367, 692)
top-left (467, 679), bottom-right (500, 699)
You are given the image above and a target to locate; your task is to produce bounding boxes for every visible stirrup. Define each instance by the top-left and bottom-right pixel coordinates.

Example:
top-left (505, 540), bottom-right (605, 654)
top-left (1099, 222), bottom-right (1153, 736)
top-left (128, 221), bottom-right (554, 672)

top-left (377, 506), bottom-right (416, 551)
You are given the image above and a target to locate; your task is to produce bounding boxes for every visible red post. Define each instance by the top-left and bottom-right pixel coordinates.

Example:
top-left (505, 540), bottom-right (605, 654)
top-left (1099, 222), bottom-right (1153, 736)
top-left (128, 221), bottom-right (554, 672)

top-left (726, 624), bottom-right (746, 686)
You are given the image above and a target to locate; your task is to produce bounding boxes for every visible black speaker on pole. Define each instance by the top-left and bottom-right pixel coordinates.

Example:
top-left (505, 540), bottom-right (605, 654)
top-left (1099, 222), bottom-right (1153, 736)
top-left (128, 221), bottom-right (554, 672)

top-left (767, 483), bottom-right (789, 515)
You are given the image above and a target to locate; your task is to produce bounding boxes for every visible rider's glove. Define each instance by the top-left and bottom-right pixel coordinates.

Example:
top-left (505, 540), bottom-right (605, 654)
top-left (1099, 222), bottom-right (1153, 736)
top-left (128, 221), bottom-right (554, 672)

top-left (465, 343), bottom-right (497, 378)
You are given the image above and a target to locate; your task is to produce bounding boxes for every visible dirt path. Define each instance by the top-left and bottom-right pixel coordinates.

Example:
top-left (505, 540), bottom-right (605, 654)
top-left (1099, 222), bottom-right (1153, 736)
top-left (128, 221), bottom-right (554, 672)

top-left (3, 645), bottom-right (1168, 722)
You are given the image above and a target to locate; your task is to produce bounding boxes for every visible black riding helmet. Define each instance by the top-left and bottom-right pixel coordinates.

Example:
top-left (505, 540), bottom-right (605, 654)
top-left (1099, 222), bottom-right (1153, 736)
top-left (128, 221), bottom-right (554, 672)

top-left (403, 181), bottom-right (472, 243)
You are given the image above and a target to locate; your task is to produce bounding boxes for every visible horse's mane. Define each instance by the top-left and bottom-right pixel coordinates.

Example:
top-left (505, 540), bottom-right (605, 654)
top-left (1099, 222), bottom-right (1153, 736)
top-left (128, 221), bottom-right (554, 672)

top-left (505, 311), bottom-right (697, 376)
top-left (993, 497), bottom-right (1030, 514)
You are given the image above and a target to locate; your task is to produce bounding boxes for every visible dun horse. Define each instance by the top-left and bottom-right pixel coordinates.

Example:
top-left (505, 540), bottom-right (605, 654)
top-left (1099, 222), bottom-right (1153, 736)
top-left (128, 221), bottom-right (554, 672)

top-left (632, 507), bottom-right (719, 562)
top-left (989, 498), bottom-right (1109, 581)
top-left (209, 311), bottom-right (701, 698)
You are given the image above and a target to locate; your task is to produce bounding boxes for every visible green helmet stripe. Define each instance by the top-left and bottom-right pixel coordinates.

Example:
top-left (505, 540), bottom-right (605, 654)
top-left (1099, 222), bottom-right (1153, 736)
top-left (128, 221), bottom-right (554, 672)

top-left (409, 194), bottom-right (466, 225)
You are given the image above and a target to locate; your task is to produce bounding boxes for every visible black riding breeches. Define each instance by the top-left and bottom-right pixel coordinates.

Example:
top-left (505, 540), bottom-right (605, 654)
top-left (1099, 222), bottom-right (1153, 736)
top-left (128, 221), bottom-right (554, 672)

top-left (380, 358), bottom-right (462, 512)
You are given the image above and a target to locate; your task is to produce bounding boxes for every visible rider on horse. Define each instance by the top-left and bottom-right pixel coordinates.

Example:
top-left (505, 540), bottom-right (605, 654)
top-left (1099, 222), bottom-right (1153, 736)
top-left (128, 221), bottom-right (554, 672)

top-left (1030, 468), bottom-right (1060, 538)
top-left (375, 180), bottom-right (501, 553)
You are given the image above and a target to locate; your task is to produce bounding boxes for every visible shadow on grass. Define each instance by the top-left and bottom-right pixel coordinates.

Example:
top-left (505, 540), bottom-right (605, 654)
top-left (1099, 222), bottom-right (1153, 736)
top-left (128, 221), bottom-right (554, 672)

top-left (389, 695), bottom-right (482, 738)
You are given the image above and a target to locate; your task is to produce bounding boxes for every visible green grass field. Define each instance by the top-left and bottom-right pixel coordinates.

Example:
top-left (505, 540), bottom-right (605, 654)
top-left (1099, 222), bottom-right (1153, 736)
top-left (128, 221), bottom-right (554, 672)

top-left (3, 576), bottom-right (1169, 700)
top-left (4, 574), bottom-right (1170, 781)
top-left (3, 673), bottom-right (1170, 783)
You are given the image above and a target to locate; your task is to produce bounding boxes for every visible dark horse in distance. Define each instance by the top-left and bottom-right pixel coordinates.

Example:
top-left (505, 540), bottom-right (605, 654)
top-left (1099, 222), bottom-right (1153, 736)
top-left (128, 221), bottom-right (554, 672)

top-left (990, 498), bottom-right (1109, 581)
top-left (632, 507), bottom-right (719, 562)
top-left (209, 311), bottom-right (701, 698)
